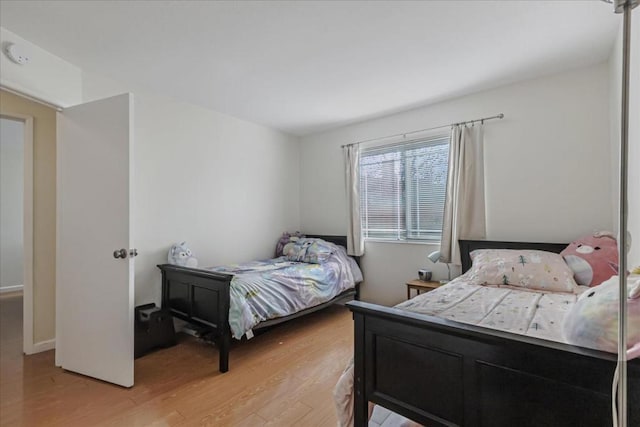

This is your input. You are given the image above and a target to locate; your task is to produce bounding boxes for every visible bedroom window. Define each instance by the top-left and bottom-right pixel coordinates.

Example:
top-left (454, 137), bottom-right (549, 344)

top-left (359, 134), bottom-right (450, 241)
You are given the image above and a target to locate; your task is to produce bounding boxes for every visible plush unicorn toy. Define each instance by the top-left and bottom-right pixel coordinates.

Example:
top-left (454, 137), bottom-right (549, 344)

top-left (563, 275), bottom-right (640, 359)
top-left (168, 242), bottom-right (198, 268)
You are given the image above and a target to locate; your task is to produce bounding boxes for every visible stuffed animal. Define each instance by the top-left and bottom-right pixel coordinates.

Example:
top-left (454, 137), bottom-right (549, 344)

top-left (275, 231), bottom-right (304, 257)
top-left (561, 231), bottom-right (619, 287)
top-left (168, 242), bottom-right (198, 268)
top-left (563, 275), bottom-right (640, 359)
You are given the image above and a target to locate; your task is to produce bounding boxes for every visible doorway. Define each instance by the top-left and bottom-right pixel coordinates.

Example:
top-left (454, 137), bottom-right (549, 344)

top-left (0, 115), bottom-right (33, 357)
top-left (1, 88), bottom-right (56, 356)
top-left (0, 117), bottom-right (25, 294)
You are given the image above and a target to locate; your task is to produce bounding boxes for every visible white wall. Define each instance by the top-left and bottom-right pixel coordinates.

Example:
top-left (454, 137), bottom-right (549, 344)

top-left (0, 27), bottom-right (82, 107)
top-left (0, 117), bottom-right (24, 291)
top-left (82, 73), bottom-right (301, 305)
top-left (609, 7), bottom-right (640, 269)
top-left (1, 25), bottom-right (301, 341)
top-left (300, 63), bottom-right (613, 306)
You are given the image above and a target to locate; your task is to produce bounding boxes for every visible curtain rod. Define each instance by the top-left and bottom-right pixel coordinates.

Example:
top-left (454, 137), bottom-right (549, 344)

top-left (341, 113), bottom-right (504, 148)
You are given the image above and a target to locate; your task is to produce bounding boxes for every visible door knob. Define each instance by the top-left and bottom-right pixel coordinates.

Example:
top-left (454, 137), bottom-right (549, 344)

top-left (129, 249), bottom-right (138, 257)
top-left (113, 248), bottom-right (128, 259)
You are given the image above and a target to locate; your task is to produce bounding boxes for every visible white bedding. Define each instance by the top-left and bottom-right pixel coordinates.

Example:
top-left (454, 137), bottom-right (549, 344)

top-left (395, 278), bottom-right (587, 343)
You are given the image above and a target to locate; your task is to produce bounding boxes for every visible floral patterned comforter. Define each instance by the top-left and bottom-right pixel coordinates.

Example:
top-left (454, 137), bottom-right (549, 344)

top-left (207, 244), bottom-right (363, 339)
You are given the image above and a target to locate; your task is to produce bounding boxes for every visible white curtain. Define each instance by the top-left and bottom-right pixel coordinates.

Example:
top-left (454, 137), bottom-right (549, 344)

top-left (440, 124), bottom-right (486, 264)
top-left (344, 144), bottom-right (364, 256)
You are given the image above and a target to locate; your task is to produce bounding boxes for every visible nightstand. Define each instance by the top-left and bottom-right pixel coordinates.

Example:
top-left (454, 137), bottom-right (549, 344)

top-left (406, 279), bottom-right (443, 299)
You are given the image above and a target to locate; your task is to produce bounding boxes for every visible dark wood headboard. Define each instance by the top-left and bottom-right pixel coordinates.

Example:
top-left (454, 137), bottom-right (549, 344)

top-left (459, 239), bottom-right (569, 273)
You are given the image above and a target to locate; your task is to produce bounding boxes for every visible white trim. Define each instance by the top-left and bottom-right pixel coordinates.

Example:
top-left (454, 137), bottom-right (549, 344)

top-left (31, 339), bottom-right (55, 354)
top-left (0, 82), bottom-right (65, 111)
top-left (364, 238), bottom-right (441, 246)
top-left (0, 285), bottom-right (23, 294)
top-left (55, 110), bottom-right (62, 367)
top-left (23, 116), bottom-right (34, 356)
top-left (1, 113), bottom-right (35, 356)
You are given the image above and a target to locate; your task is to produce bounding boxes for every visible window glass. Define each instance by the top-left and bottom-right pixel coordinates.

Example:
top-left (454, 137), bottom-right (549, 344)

top-left (359, 135), bottom-right (449, 241)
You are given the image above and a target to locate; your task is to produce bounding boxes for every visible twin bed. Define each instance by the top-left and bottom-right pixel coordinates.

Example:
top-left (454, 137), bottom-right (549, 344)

top-left (345, 239), bottom-right (640, 427)
top-left (157, 234), bottom-right (362, 373)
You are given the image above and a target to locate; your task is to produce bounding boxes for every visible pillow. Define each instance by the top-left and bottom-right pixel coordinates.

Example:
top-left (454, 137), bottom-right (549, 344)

top-left (560, 231), bottom-right (619, 287)
top-left (466, 249), bottom-right (578, 293)
top-left (283, 238), bottom-right (335, 264)
top-left (563, 275), bottom-right (640, 359)
top-left (275, 231), bottom-right (304, 257)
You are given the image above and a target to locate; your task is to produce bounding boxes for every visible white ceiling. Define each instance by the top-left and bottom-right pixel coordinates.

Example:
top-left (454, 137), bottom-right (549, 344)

top-left (0, 1), bottom-right (619, 136)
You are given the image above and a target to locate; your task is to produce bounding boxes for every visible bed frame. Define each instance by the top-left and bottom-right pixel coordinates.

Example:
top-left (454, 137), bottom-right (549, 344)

top-left (157, 234), bottom-right (360, 373)
top-left (347, 239), bottom-right (640, 427)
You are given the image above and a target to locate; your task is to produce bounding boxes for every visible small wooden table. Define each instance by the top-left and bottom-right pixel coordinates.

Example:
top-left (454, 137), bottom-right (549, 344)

top-left (406, 279), bottom-right (443, 299)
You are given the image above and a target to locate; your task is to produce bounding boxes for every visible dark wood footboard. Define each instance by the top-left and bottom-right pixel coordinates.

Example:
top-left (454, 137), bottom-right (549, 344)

top-left (347, 300), bottom-right (640, 427)
top-left (158, 264), bottom-right (233, 372)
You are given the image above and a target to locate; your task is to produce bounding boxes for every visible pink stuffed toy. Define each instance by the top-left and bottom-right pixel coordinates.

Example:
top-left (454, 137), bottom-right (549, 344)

top-left (561, 231), bottom-right (619, 287)
top-left (563, 276), bottom-right (640, 360)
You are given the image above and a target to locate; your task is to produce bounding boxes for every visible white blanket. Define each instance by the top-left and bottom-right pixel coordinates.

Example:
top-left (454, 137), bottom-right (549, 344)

top-left (396, 280), bottom-right (585, 343)
top-left (334, 358), bottom-right (421, 427)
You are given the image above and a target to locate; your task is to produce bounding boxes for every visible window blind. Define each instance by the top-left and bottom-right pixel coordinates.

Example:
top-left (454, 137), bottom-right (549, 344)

top-left (359, 135), bottom-right (450, 241)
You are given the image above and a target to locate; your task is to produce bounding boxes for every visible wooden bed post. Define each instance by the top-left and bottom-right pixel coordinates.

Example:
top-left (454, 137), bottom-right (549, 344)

top-left (160, 269), bottom-right (167, 309)
top-left (353, 311), bottom-right (368, 426)
top-left (219, 328), bottom-right (230, 373)
top-left (218, 275), bottom-right (231, 373)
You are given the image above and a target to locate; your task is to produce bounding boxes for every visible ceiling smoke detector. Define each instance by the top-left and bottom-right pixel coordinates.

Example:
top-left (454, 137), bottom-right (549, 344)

top-left (4, 43), bottom-right (30, 65)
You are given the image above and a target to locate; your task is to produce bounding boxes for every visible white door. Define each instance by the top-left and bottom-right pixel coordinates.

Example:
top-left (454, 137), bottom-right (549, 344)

top-left (56, 93), bottom-right (134, 387)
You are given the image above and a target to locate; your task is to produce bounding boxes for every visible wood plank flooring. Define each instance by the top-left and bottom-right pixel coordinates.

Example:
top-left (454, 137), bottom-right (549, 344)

top-left (0, 293), bottom-right (354, 426)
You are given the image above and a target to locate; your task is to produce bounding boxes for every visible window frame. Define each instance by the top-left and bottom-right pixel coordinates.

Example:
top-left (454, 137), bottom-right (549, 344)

top-left (359, 132), bottom-right (450, 243)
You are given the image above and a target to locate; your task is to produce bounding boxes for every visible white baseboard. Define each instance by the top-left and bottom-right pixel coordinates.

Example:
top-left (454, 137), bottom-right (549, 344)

top-left (0, 285), bottom-right (24, 294)
top-left (30, 338), bottom-right (55, 354)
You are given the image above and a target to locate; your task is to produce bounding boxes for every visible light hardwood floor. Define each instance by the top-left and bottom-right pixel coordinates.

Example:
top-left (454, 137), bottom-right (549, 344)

top-left (0, 293), bottom-right (354, 427)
